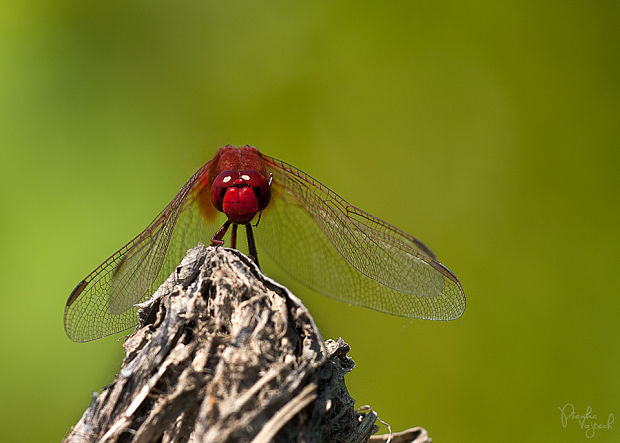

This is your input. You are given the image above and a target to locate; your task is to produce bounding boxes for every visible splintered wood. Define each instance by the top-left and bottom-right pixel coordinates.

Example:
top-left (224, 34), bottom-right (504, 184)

top-left (64, 245), bottom-right (392, 442)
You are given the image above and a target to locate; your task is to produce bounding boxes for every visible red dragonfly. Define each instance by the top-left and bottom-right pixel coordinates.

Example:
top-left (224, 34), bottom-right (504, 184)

top-left (65, 145), bottom-right (465, 342)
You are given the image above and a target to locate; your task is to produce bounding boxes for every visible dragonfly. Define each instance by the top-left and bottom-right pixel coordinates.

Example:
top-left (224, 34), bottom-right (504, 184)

top-left (65, 145), bottom-right (465, 342)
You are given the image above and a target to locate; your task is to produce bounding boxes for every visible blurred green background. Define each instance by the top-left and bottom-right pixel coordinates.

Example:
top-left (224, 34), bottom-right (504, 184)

top-left (1, 1), bottom-right (618, 442)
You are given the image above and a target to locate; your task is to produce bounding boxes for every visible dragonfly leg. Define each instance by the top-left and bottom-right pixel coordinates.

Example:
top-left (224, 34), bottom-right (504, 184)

top-left (245, 223), bottom-right (260, 268)
top-left (230, 223), bottom-right (238, 249)
top-left (210, 220), bottom-right (232, 246)
top-left (253, 211), bottom-right (262, 227)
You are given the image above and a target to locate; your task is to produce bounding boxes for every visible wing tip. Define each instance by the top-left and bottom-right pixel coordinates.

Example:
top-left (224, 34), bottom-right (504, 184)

top-left (430, 260), bottom-right (461, 285)
top-left (429, 260), bottom-right (466, 320)
top-left (66, 279), bottom-right (88, 307)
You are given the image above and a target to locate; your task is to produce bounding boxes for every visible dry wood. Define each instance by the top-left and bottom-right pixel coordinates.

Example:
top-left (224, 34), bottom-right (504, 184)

top-left (65, 245), bottom-right (430, 442)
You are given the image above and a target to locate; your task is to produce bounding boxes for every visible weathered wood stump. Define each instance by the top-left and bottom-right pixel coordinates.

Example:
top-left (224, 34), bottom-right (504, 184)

top-left (65, 245), bottom-right (430, 442)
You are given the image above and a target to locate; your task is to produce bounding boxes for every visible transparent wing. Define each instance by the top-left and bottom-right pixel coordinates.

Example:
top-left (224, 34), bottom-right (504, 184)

top-left (64, 162), bottom-right (226, 342)
top-left (257, 155), bottom-right (465, 320)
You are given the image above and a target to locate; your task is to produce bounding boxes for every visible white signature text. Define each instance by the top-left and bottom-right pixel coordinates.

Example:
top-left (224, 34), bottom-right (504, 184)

top-left (559, 403), bottom-right (614, 439)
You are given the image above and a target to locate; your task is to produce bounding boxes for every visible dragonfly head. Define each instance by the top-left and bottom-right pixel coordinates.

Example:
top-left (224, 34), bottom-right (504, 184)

top-left (211, 170), bottom-right (271, 224)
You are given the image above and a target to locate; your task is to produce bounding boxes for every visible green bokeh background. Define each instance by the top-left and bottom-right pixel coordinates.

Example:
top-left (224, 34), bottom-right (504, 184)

top-left (1, 2), bottom-right (618, 442)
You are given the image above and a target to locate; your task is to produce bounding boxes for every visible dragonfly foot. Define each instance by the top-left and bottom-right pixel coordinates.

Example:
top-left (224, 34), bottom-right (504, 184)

top-left (210, 238), bottom-right (224, 247)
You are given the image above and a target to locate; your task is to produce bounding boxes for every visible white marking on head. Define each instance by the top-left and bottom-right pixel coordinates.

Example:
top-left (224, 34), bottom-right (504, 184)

top-left (241, 174), bottom-right (251, 181)
top-left (223, 176), bottom-right (232, 183)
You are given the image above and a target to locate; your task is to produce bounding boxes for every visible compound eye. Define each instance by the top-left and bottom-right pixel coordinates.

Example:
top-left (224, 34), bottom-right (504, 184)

top-left (240, 170), bottom-right (271, 210)
top-left (210, 171), bottom-right (239, 211)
